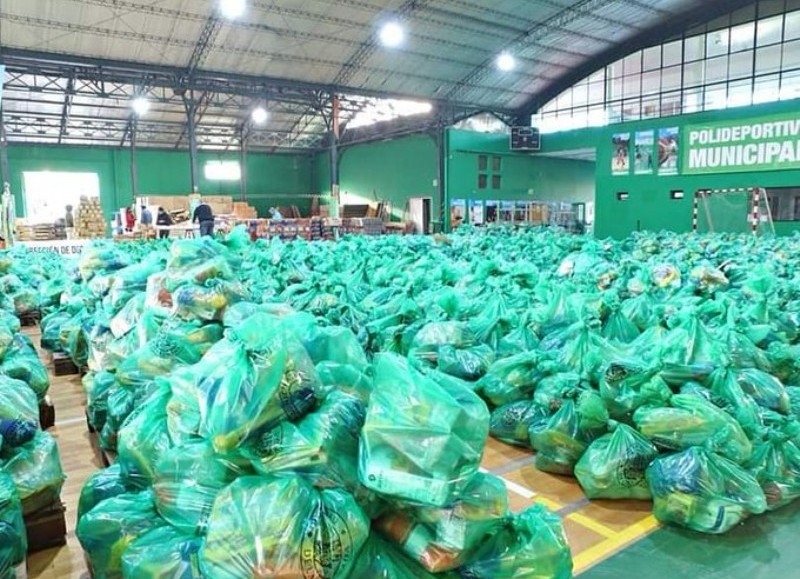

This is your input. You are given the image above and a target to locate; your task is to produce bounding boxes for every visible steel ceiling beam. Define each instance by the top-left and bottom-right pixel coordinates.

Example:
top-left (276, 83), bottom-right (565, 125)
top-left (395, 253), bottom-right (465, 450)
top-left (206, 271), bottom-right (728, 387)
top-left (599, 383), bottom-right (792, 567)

top-left (514, 0), bottom-right (760, 120)
top-left (444, 0), bottom-right (622, 105)
top-left (0, 48), bottom-right (515, 115)
top-left (57, 75), bottom-right (75, 145)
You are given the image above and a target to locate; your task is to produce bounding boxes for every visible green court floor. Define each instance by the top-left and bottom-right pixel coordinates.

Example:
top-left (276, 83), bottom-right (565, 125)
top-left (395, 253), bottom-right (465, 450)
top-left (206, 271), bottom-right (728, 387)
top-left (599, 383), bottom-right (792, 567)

top-left (581, 500), bottom-right (800, 579)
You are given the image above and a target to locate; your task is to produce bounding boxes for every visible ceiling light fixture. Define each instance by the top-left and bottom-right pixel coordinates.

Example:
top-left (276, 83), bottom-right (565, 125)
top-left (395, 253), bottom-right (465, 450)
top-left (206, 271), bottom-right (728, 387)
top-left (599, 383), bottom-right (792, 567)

top-left (251, 107), bottom-right (268, 124)
top-left (379, 22), bottom-right (405, 48)
top-left (132, 97), bottom-right (150, 116)
top-left (496, 52), bottom-right (516, 72)
top-left (219, 0), bottom-right (246, 19)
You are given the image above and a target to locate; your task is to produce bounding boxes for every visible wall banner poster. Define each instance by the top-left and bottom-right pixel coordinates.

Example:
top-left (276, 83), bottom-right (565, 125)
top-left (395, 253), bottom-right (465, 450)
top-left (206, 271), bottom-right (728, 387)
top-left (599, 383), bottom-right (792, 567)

top-left (612, 133), bottom-right (631, 175)
top-left (658, 127), bottom-right (679, 175)
top-left (634, 131), bottom-right (655, 175)
top-left (18, 239), bottom-right (92, 256)
top-left (683, 112), bottom-right (800, 174)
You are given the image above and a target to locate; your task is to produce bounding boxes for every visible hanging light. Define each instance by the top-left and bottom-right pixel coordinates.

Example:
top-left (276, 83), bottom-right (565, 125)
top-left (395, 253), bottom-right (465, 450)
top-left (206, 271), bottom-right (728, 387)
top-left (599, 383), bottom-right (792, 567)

top-left (219, 0), bottom-right (246, 19)
top-left (251, 107), bottom-right (268, 124)
top-left (132, 97), bottom-right (150, 116)
top-left (496, 52), bottom-right (516, 72)
top-left (379, 22), bottom-right (405, 48)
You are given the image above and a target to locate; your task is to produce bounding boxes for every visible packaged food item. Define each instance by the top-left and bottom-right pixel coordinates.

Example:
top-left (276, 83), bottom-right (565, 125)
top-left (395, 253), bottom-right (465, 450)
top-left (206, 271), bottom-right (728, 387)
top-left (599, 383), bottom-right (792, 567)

top-left (77, 490), bottom-right (166, 579)
top-left (456, 504), bottom-right (573, 579)
top-left (575, 422), bottom-right (659, 500)
top-left (359, 354), bottom-right (488, 507)
top-left (200, 476), bottom-right (369, 579)
top-left (647, 447), bottom-right (767, 534)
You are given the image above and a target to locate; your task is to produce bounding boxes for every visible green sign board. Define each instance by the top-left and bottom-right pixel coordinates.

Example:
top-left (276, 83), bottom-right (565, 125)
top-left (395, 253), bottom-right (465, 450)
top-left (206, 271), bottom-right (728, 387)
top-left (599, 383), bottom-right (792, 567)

top-left (683, 111), bottom-right (800, 175)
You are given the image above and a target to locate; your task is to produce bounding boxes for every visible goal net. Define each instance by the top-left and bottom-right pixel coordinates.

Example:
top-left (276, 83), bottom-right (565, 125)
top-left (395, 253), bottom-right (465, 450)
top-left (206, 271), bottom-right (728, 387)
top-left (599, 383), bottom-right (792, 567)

top-left (693, 188), bottom-right (775, 236)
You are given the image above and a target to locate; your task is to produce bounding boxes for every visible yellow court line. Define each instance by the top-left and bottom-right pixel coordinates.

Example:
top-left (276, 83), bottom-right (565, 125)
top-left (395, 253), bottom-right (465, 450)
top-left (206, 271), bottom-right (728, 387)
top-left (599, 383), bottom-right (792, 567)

top-left (533, 496), bottom-right (563, 512)
top-left (573, 515), bottom-right (661, 574)
top-left (566, 513), bottom-right (617, 539)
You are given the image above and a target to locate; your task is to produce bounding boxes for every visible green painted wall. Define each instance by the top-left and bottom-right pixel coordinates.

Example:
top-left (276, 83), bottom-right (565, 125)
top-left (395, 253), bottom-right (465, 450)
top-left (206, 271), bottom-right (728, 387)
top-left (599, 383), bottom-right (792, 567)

top-left (445, 128), bottom-right (595, 229)
top-left (338, 134), bottom-right (439, 221)
top-left (5, 144), bottom-right (312, 222)
top-left (538, 100), bottom-right (800, 239)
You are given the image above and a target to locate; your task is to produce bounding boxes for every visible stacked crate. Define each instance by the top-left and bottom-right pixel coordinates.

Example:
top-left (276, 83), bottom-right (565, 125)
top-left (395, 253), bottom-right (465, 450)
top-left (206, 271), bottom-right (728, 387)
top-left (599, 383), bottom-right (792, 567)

top-left (76, 197), bottom-right (106, 239)
top-left (233, 202), bottom-right (258, 219)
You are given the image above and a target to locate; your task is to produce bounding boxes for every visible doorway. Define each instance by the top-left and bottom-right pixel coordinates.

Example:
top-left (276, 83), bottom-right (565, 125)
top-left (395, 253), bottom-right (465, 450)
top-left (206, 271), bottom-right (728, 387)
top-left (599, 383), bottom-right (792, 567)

top-left (409, 197), bottom-right (432, 234)
top-left (23, 171), bottom-right (100, 223)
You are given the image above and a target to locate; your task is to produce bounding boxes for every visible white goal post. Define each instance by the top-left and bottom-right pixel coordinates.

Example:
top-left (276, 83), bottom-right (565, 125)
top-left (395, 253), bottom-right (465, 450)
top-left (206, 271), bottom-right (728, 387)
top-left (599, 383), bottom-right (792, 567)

top-left (692, 187), bottom-right (775, 235)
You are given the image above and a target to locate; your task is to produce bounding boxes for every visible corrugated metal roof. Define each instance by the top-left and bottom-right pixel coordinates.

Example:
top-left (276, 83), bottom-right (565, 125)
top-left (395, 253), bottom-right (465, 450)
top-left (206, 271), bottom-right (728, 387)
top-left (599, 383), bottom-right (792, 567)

top-left (0, 0), bottom-right (733, 149)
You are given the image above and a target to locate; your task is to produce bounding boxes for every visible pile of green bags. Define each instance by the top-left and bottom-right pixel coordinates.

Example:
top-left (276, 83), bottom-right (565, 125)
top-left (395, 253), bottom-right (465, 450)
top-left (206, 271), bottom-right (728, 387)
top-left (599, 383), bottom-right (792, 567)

top-left (59, 231), bottom-right (572, 579)
top-left (20, 223), bottom-right (800, 576)
top-left (0, 305), bottom-right (66, 576)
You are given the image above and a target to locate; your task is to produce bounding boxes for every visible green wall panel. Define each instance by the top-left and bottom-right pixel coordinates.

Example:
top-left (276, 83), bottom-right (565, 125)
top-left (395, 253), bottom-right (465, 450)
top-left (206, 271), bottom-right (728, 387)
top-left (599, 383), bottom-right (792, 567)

top-left (538, 100), bottom-right (800, 239)
top-left (5, 144), bottom-right (312, 222)
top-left (445, 129), bottom-right (595, 229)
top-left (338, 134), bottom-right (439, 221)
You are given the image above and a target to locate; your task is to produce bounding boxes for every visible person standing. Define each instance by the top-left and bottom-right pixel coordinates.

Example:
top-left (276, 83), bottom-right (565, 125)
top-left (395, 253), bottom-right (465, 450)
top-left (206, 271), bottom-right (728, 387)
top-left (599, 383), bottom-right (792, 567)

top-left (269, 206), bottom-right (283, 220)
top-left (65, 205), bottom-right (75, 239)
top-left (156, 207), bottom-right (173, 239)
top-left (125, 207), bottom-right (135, 232)
top-left (193, 200), bottom-right (215, 237)
top-left (140, 205), bottom-right (153, 228)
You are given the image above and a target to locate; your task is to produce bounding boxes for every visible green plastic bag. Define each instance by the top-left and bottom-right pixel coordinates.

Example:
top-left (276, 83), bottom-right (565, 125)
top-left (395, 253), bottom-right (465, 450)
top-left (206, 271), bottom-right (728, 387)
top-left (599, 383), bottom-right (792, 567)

top-left (1, 431), bottom-right (65, 514)
top-left (171, 280), bottom-right (248, 322)
top-left (200, 476), bottom-right (370, 579)
top-left (78, 464), bottom-right (132, 522)
top-left (0, 470), bottom-right (26, 572)
top-left (746, 433), bottom-right (800, 511)
top-left (634, 394), bottom-right (752, 464)
top-left (40, 311), bottom-right (71, 352)
top-left (1, 334), bottom-right (50, 400)
top-left (489, 401), bottom-right (548, 447)
top-left (196, 313), bottom-right (320, 452)
top-left (575, 422), bottom-right (658, 500)
top-left (476, 352), bottom-right (549, 407)
top-left (349, 534), bottom-right (455, 579)
top-left (456, 504), bottom-right (573, 579)
top-left (599, 360), bottom-right (672, 421)
top-left (244, 391), bottom-right (364, 489)
top-left (121, 525), bottom-right (203, 579)
top-left (153, 441), bottom-right (250, 535)
top-left (709, 368), bottom-right (764, 438)
top-left (647, 447), bottom-right (767, 534)
top-left (117, 384), bottom-right (173, 487)
top-left (316, 361), bottom-right (374, 404)
top-left (436, 344), bottom-right (495, 381)
top-left (530, 391), bottom-right (609, 476)
top-left (375, 472), bottom-right (508, 573)
top-left (83, 371), bottom-right (118, 433)
top-left (735, 368), bottom-right (791, 414)
top-left (359, 354), bottom-right (489, 507)
top-left (77, 490), bottom-right (166, 579)
top-left (0, 376), bottom-right (39, 447)
top-left (115, 322), bottom-right (223, 388)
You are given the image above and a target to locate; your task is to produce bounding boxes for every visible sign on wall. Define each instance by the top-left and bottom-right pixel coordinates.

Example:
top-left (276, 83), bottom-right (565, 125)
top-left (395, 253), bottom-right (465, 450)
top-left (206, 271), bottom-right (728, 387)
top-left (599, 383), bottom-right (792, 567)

top-left (18, 239), bottom-right (91, 256)
top-left (658, 127), bottom-right (679, 175)
top-left (634, 131), bottom-right (655, 175)
top-left (612, 133), bottom-right (630, 175)
top-left (683, 112), bottom-right (800, 174)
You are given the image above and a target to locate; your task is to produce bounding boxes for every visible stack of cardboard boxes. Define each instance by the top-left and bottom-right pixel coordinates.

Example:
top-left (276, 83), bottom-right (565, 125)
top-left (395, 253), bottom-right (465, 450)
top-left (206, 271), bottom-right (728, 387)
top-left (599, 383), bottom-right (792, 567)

top-left (76, 197), bottom-right (107, 238)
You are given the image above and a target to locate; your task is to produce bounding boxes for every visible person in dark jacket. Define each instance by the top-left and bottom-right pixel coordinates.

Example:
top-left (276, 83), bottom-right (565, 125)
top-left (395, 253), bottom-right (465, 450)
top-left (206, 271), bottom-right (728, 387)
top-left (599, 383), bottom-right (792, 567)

top-left (156, 207), bottom-right (173, 239)
top-left (193, 201), bottom-right (214, 236)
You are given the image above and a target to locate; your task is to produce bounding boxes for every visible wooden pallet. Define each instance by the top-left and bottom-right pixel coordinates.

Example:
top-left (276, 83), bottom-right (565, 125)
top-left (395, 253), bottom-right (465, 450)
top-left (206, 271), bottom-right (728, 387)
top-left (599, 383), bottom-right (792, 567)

top-left (24, 501), bottom-right (67, 554)
top-left (52, 352), bottom-right (79, 376)
top-left (87, 419), bottom-right (116, 468)
top-left (39, 396), bottom-right (55, 430)
top-left (18, 311), bottom-right (41, 327)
